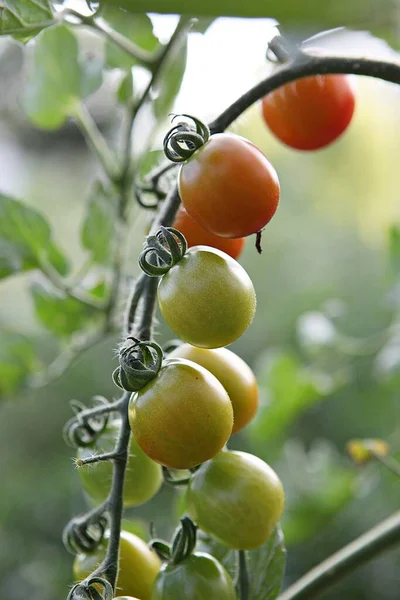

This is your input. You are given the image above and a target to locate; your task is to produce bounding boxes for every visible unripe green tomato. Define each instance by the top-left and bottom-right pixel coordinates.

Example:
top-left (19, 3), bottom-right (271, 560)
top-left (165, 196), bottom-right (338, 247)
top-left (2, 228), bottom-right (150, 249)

top-left (151, 553), bottom-right (236, 599)
top-left (77, 420), bottom-right (162, 507)
top-left (114, 598), bottom-right (140, 600)
top-left (129, 358), bottom-right (233, 469)
top-left (73, 530), bottom-right (161, 600)
top-left (158, 246), bottom-right (256, 349)
top-left (186, 451), bottom-right (284, 549)
top-left (169, 344), bottom-right (259, 434)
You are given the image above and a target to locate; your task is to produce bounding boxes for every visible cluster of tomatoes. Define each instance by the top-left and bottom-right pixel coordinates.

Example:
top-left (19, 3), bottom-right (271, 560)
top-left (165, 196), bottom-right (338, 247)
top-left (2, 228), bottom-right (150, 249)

top-left (72, 74), bottom-right (355, 599)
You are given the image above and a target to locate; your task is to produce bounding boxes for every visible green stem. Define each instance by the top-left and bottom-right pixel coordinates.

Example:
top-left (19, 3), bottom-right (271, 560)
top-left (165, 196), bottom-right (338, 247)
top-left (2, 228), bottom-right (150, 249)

top-left (374, 453), bottom-right (400, 478)
top-left (72, 102), bottom-right (119, 182)
top-left (238, 550), bottom-right (250, 600)
top-left (278, 511), bottom-right (400, 600)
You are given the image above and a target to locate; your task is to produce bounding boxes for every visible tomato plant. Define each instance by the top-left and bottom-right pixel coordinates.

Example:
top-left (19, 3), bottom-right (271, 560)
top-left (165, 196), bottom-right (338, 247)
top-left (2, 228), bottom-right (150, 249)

top-left (157, 245), bottom-right (256, 349)
top-left (261, 74), bottom-right (355, 150)
top-left (73, 530), bottom-right (161, 600)
top-left (152, 552), bottom-right (236, 599)
top-left (186, 451), bottom-right (285, 549)
top-left (178, 133), bottom-right (280, 238)
top-left (129, 358), bottom-right (233, 469)
top-left (169, 344), bottom-right (259, 434)
top-left (77, 420), bottom-right (162, 507)
top-left (172, 206), bottom-right (246, 259)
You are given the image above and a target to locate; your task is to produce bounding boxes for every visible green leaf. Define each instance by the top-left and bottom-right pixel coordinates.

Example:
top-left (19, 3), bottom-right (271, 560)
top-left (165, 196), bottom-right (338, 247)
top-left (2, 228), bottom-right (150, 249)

top-left (117, 69), bottom-right (134, 104)
top-left (0, 193), bottom-right (68, 279)
top-left (248, 526), bottom-right (286, 600)
top-left (22, 25), bottom-right (103, 129)
top-left (153, 32), bottom-right (187, 119)
top-left (197, 527), bottom-right (286, 600)
top-left (0, 330), bottom-right (39, 396)
top-left (103, 7), bottom-right (160, 69)
top-left (0, 0), bottom-right (54, 41)
top-left (250, 353), bottom-right (321, 441)
top-left (81, 183), bottom-right (116, 265)
top-left (388, 224), bottom-right (400, 276)
top-left (31, 281), bottom-right (99, 337)
top-left (280, 440), bottom-right (356, 546)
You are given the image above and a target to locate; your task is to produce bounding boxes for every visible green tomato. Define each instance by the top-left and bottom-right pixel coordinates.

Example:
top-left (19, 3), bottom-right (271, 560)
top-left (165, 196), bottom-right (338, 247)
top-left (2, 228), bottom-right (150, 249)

top-left (129, 358), bottom-right (233, 470)
top-left (77, 420), bottom-right (162, 508)
top-left (158, 246), bottom-right (256, 349)
top-left (73, 529), bottom-right (161, 600)
top-left (186, 451), bottom-right (284, 549)
top-left (151, 553), bottom-right (236, 599)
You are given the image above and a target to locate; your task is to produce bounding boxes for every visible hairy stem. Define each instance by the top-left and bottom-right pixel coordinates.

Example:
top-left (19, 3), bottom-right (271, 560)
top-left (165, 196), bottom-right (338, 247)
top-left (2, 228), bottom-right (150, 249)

top-left (278, 511), bottom-right (400, 600)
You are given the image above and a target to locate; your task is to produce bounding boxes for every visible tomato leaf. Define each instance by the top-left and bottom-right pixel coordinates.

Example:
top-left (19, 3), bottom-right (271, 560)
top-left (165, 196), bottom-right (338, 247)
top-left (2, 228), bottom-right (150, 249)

top-left (81, 183), bottom-right (116, 265)
top-left (153, 31), bottom-right (187, 119)
top-left (0, 330), bottom-right (39, 397)
top-left (248, 526), bottom-right (286, 600)
top-left (250, 352), bottom-right (321, 441)
top-left (117, 69), bottom-right (134, 104)
top-left (103, 7), bottom-right (160, 69)
top-left (0, 0), bottom-right (54, 41)
top-left (196, 532), bottom-right (237, 579)
top-left (30, 281), bottom-right (100, 337)
top-left (388, 224), bottom-right (400, 277)
top-left (22, 25), bottom-right (103, 129)
top-left (0, 193), bottom-right (69, 279)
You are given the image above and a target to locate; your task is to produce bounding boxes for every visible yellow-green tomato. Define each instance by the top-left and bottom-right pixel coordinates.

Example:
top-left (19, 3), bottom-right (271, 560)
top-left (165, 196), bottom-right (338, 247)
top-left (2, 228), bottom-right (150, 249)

top-left (73, 530), bottom-right (161, 600)
top-left (77, 420), bottom-right (162, 508)
top-left (169, 344), bottom-right (259, 434)
top-left (129, 358), bottom-right (233, 470)
top-left (151, 553), bottom-right (236, 600)
top-left (186, 451), bottom-right (284, 549)
top-left (158, 246), bottom-right (256, 349)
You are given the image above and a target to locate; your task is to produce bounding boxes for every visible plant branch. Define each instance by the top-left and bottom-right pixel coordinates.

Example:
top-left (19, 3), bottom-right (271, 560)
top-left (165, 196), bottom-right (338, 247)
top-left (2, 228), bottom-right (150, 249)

top-left (210, 41), bottom-right (400, 134)
top-left (76, 450), bottom-right (124, 467)
top-left (278, 511), bottom-right (400, 600)
top-left (373, 453), bottom-right (400, 478)
top-left (238, 550), bottom-right (250, 600)
top-left (72, 102), bottom-right (119, 182)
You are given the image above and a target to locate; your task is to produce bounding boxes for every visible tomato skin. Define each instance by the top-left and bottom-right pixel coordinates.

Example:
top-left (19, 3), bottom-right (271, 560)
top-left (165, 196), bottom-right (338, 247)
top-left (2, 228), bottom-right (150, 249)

top-left (129, 358), bottom-right (233, 470)
top-left (77, 421), bottom-right (162, 508)
top-left (169, 344), bottom-right (258, 434)
top-left (172, 206), bottom-right (246, 259)
top-left (261, 75), bottom-right (355, 150)
top-left (186, 451), bottom-right (284, 549)
top-left (151, 553), bottom-right (236, 599)
top-left (178, 133), bottom-right (280, 238)
top-left (158, 246), bottom-right (256, 349)
top-left (73, 530), bottom-right (161, 600)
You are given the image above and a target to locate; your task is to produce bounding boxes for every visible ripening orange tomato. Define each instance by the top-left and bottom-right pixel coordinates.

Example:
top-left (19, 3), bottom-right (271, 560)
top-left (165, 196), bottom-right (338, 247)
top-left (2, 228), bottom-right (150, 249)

top-left (261, 74), bottom-right (355, 150)
top-left (172, 206), bottom-right (246, 259)
top-left (178, 133), bottom-right (280, 238)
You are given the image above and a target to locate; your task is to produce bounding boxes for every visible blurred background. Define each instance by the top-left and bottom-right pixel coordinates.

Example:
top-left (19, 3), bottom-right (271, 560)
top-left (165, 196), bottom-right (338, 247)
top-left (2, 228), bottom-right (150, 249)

top-left (0, 4), bottom-right (399, 599)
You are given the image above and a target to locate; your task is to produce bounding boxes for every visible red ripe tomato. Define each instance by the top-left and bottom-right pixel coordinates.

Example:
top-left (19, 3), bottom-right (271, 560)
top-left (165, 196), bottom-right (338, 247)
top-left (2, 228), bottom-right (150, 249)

top-left (261, 74), bottom-right (355, 150)
top-left (178, 133), bottom-right (280, 238)
top-left (172, 206), bottom-right (246, 259)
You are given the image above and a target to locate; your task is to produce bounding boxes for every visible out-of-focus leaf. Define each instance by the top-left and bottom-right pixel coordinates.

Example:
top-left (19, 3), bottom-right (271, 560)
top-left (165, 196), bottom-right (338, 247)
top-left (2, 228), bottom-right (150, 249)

top-left (297, 311), bottom-right (337, 354)
top-left (22, 25), bottom-right (103, 129)
top-left (0, 331), bottom-right (39, 396)
top-left (102, 0), bottom-right (399, 46)
top-left (0, 0), bottom-right (54, 41)
top-left (117, 69), bottom-right (134, 103)
top-left (81, 183), bottom-right (116, 265)
top-left (280, 440), bottom-right (356, 546)
top-left (153, 31), bottom-right (187, 119)
top-left (31, 281), bottom-right (100, 337)
top-left (103, 7), bottom-right (160, 69)
top-left (197, 527), bottom-right (286, 600)
top-left (250, 353), bottom-right (321, 441)
top-left (0, 193), bottom-right (68, 279)
top-left (388, 224), bottom-right (400, 277)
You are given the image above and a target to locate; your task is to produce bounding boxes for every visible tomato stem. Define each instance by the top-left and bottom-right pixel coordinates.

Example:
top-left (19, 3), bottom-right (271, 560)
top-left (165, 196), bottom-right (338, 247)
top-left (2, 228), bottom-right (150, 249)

top-left (238, 550), bottom-right (250, 600)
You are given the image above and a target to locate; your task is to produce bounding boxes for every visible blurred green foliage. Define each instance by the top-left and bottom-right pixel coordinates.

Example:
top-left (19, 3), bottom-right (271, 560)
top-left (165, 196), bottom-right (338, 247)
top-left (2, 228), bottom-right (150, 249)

top-left (0, 4), bottom-right (399, 600)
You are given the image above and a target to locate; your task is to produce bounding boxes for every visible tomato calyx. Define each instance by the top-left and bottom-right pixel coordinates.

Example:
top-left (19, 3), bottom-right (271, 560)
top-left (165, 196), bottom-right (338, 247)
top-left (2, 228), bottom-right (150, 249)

top-left (63, 511), bottom-right (108, 555)
top-left (68, 577), bottom-right (113, 600)
top-left (164, 114), bottom-right (210, 163)
top-left (150, 517), bottom-right (198, 566)
top-left (63, 397), bottom-right (110, 448)
top-left (113, 338), bottom-right (164, 392)
top-left (139, 227), bottom-right (187, 277)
